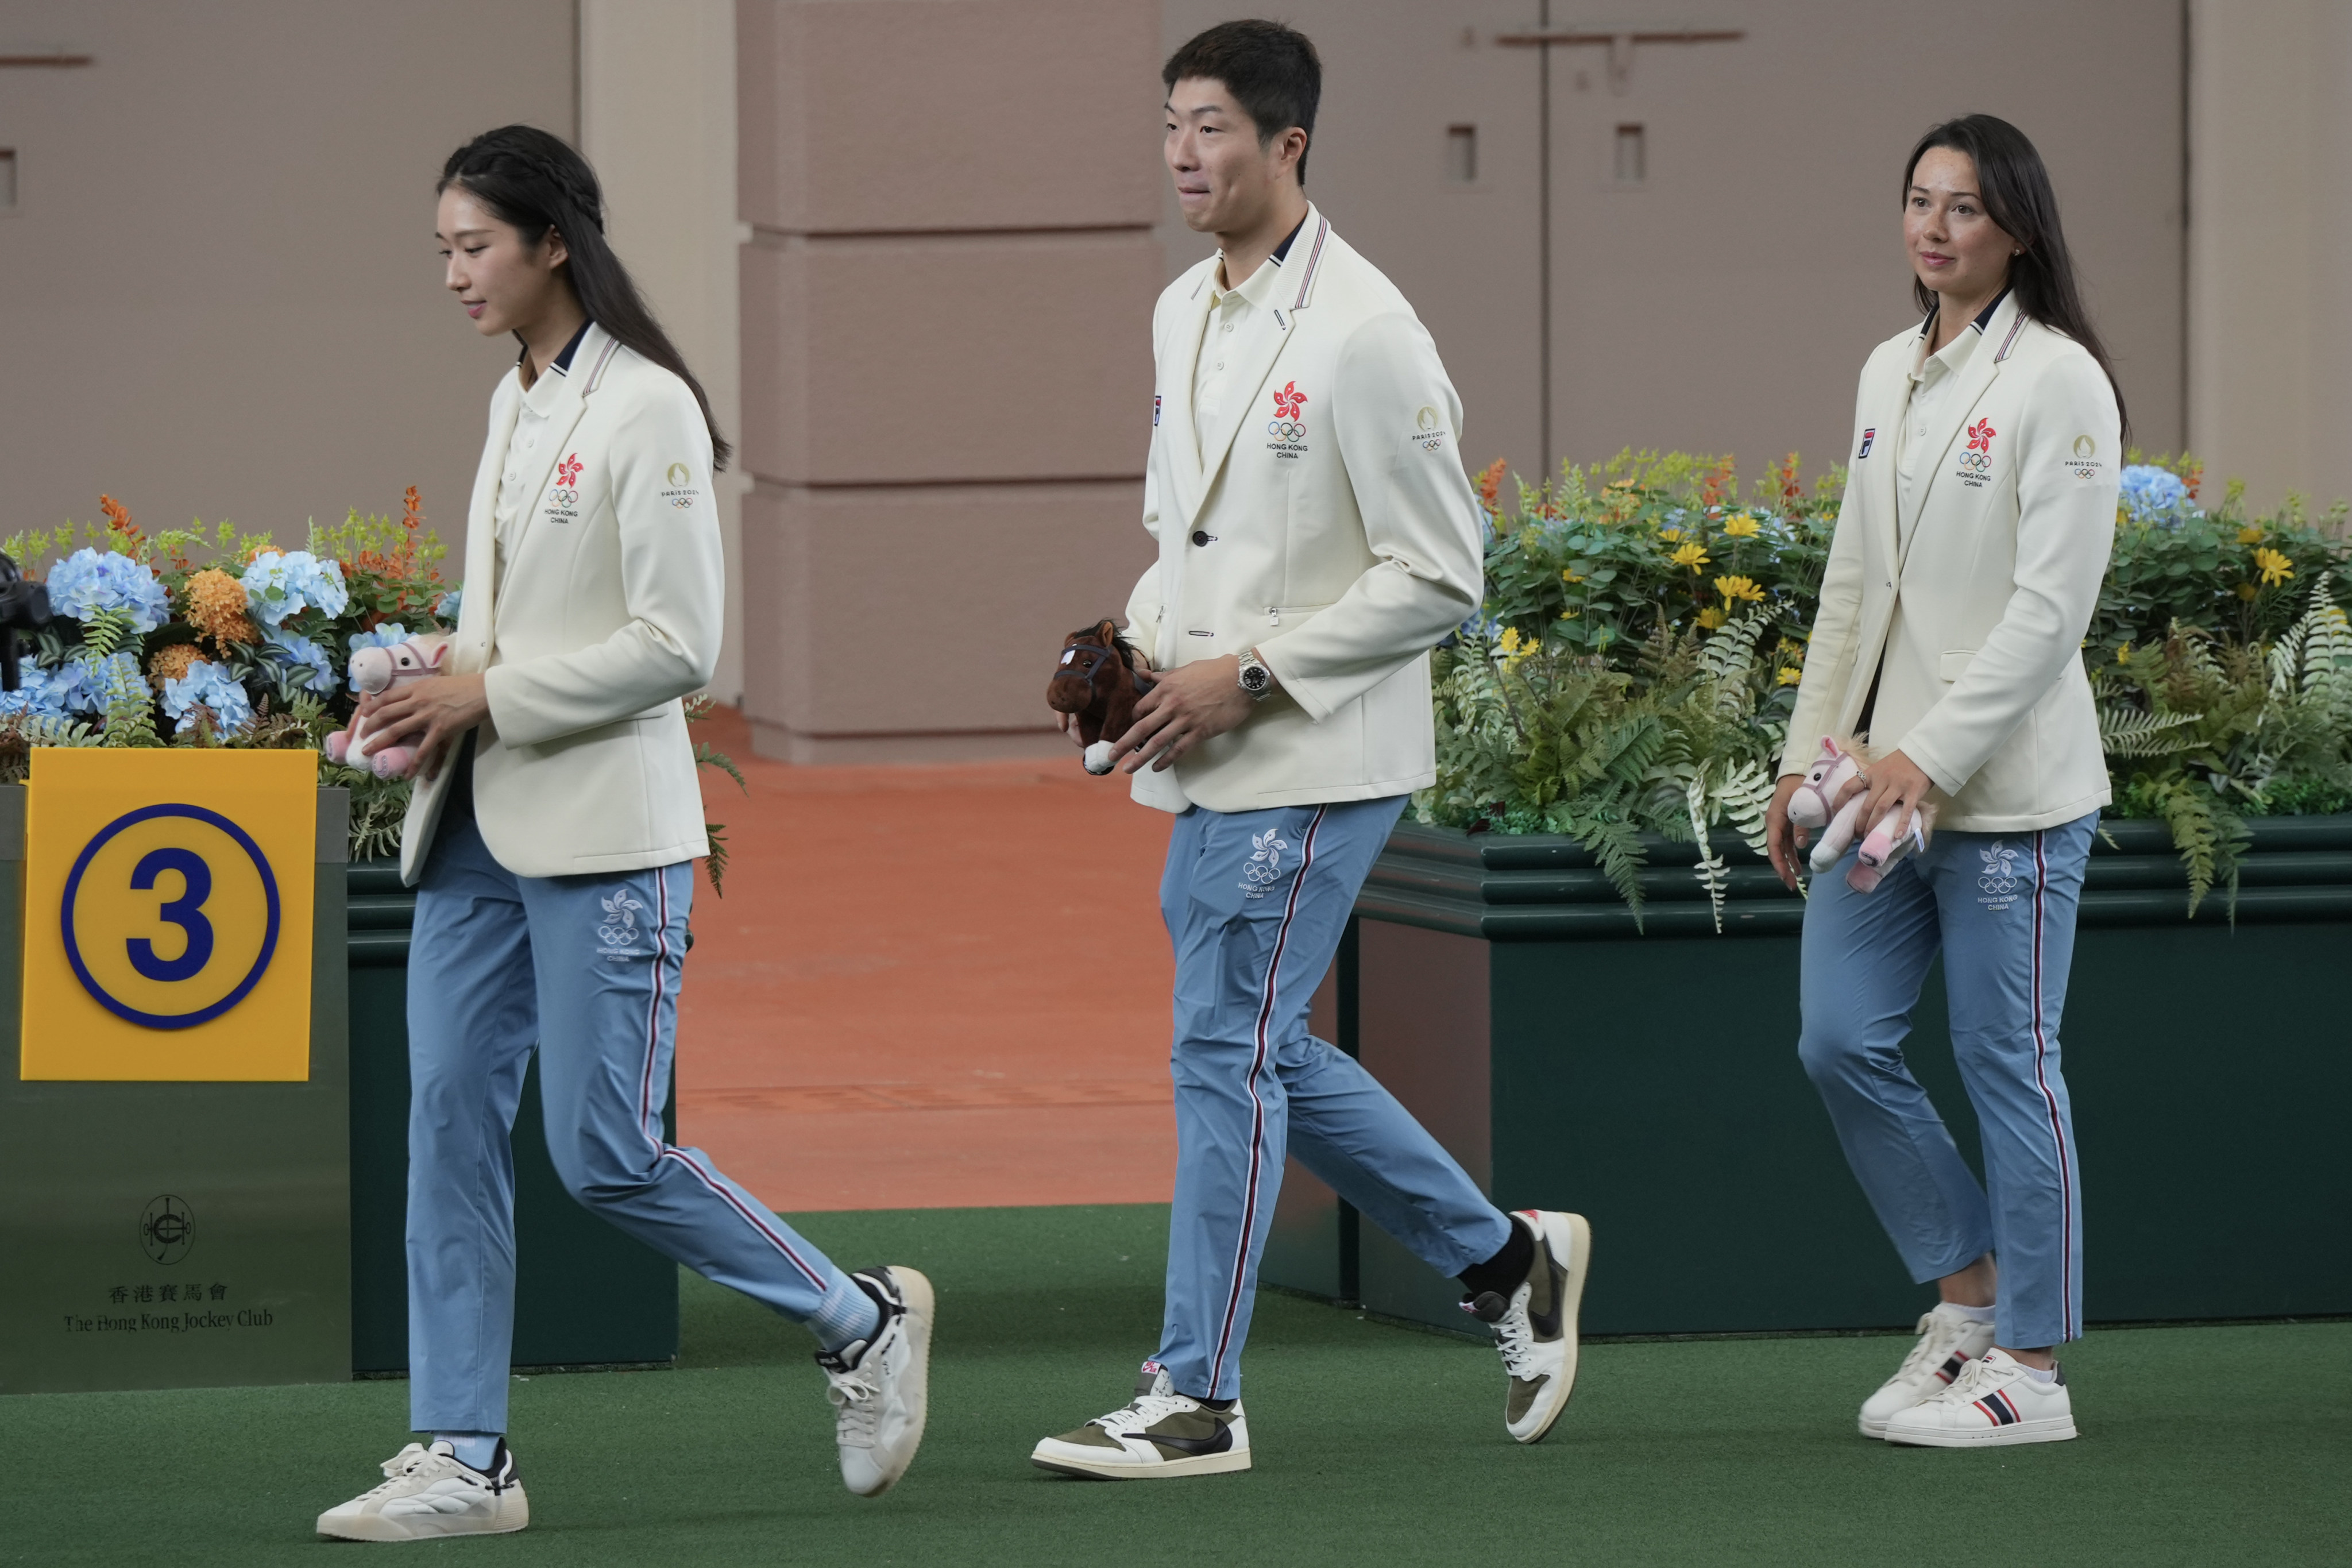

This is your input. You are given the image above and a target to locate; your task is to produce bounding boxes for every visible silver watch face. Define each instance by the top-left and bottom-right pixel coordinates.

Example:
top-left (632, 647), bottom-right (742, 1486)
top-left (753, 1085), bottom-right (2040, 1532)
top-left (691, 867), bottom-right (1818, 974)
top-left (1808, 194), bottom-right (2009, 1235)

top-left (1239, 660), bottom-right (1272, 694)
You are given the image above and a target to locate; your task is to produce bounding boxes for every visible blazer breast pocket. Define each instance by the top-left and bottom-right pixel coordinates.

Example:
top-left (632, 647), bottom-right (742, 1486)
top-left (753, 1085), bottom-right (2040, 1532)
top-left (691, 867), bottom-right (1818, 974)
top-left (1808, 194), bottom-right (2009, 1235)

top-left (1939, 650), bottom-right (1976, 683)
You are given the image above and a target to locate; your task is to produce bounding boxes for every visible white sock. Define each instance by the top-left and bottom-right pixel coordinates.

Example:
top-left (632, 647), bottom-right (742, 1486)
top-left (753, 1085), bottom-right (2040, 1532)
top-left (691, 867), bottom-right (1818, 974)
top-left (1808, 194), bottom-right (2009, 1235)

top-left (1938, 1299), bottom-right (1996, 1324)
top-left (435, 1434), bottom-right (500, 1471)
top-left (2016, 1362), bottom-right (2059, 1384)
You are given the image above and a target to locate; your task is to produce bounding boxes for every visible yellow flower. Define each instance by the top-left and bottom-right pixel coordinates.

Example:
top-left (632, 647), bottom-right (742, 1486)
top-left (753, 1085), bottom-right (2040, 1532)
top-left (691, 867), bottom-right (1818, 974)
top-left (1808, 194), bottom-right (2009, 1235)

top-left (1670, 542), bottom-right (1710, 573)
top-left (2238, 526), bottom-right (2266, 546)
top-left (2117, 642), bottom-right (2133, 664)
top-left (1776, 666), bottom-right (1802, 686)
top-left (1561, 567), bottom-right (1584, 584)
top-left (1558, 608), bottom-right (1580, 621)
top-left (2236, 582), bottom-right (2260, 601)
top-left (1658, 527), bottom-right (1683, 542)
top-left (1497, 626), bottom-right (1524, 654)
top-left (1695, 606), bottom-right (1728, 630)
top-left (1776, 636), bottom-right (1805, 656)
top-left (2254, 547), bottom-right (2294, 587)
top-left (1723, 513), bottom-right (1762, 538)
top-left (1713, 574), bottom-right (1764, 604)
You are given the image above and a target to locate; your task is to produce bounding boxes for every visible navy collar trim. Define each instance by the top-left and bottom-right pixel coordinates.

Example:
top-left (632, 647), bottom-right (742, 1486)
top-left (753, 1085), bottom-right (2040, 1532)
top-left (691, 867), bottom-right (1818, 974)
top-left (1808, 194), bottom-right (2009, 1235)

top-left (520, 321), bottom-right (593, 381)
top-left (1270, 214), bottom-right (1307, 268)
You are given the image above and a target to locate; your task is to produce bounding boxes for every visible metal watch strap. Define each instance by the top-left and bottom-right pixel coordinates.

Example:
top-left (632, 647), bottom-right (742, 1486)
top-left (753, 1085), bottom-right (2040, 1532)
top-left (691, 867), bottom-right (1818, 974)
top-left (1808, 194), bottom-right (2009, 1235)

top-left (1238, 648), bottom-right (1274, 700)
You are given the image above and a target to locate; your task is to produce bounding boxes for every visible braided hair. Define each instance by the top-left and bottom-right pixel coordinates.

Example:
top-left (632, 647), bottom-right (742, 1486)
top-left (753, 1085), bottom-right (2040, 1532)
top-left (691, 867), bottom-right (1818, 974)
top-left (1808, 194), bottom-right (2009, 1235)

top-left (439, 125), bottom-right (732, 469)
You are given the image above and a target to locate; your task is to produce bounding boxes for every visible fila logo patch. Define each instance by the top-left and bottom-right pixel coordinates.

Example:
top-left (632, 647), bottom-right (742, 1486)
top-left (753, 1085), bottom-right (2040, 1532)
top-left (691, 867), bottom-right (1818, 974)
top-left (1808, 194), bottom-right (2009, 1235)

top-left (1153, 394), bottom-right (1162, 428)
top-left (1857, 427), bottom-right (1876, 459)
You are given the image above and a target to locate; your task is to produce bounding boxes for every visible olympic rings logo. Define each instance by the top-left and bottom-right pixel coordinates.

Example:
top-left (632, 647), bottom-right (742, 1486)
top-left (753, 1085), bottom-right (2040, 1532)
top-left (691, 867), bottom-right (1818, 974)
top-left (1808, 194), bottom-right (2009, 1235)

top-left (1266, 420), bottom-right (1307, 441)
top-left (552, 488), bottom-right (580, 506)
top-left (669, 496), bottom-right (694, 509)
top-left (1956, 451), bottom-right (1991, 475)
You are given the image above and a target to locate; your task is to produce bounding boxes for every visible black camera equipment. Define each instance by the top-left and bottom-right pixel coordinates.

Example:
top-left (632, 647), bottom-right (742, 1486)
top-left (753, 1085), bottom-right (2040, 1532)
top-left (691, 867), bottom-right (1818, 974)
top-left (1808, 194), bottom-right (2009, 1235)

top-left (0, 553), bottom-right (54, 693)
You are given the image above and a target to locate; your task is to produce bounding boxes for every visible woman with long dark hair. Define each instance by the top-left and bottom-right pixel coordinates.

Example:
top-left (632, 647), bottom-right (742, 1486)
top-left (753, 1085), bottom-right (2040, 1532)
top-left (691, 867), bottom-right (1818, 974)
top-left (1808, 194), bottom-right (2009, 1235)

top-left (315, 126), bottom-right (932, 1541)
top-left (1763, 114), bottom-right (2122, 1447)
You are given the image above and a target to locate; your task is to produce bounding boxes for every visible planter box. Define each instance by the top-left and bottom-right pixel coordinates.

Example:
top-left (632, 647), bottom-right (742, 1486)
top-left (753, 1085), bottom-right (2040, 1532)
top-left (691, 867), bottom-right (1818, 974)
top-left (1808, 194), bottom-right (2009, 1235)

top-left (1263, 817), bottom-right (2352, 1337)
top-left (346, 861), bottom-right (678, 1373)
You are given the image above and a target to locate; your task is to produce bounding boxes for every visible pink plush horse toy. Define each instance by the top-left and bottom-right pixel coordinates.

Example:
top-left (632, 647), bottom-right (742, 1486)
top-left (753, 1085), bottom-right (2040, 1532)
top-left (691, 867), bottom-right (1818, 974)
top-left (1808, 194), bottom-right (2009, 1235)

top-left (1785, 735), bottom-right (1937, 893)
top-left (325, 635), bottom-right (450, 779)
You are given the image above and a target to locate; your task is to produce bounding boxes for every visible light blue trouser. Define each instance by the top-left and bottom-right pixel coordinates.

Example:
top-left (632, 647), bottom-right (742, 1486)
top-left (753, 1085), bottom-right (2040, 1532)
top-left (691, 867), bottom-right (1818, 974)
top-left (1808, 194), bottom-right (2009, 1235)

top-left (405, 787), bottom-right (866, 1434)
top-left (1156, 796), bottom-right (1511, 1402)
top-left (1798, 812), bottom-right (2095, 1349)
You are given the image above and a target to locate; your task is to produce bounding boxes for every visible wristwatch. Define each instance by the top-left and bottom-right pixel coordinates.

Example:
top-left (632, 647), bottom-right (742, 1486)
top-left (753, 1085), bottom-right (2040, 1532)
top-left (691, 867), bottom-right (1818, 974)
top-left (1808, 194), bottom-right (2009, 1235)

top-left (1237, 647), bottom-right (1275, 701)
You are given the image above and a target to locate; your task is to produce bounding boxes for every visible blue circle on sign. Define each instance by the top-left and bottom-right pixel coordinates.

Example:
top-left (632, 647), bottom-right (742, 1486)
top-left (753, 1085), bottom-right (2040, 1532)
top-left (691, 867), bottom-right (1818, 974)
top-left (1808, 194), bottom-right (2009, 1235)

top-left (61, 803), bottom-right (282, 1030)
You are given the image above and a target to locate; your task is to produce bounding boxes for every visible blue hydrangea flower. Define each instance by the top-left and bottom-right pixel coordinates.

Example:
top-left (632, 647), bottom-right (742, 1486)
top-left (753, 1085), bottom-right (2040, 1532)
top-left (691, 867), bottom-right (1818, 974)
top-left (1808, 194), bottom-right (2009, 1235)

top-left (435, 588), bottom-right (463, 624)
top-left (240, 550), bottom-right (349, 626)
top-left (46, 650), bottom-right (147, 716)
top-left (0, 665), bottom-right (74, 720)
top-left (346, 623), bottom-right (413, 690)
top-left (260, 627), bottom-right (338, 694)
top-left (45, 549), bottom-right (170, 634)
top-left (162, 658), bottom-right (254, 735)
top-left (2119, 465), bottom-right (2190, 524)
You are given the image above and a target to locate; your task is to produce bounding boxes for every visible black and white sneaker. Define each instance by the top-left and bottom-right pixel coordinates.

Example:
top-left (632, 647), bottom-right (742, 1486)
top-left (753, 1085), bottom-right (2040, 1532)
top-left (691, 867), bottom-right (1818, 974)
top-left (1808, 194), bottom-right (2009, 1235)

top-left (315, 1439), bottom-right (528, 1540)
top-left (1463, 1210), bottom-right (1592, 1444)
top-left (1031, 1362), bottom-right (1251, 1480)
top-left (816, 1265), bottom-right (934, 1497)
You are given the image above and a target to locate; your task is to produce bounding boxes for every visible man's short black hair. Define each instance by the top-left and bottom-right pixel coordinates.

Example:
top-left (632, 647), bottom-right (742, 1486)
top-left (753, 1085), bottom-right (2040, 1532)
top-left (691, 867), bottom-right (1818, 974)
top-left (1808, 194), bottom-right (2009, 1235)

top-left (1163, 20), bottom-right (1322, 185)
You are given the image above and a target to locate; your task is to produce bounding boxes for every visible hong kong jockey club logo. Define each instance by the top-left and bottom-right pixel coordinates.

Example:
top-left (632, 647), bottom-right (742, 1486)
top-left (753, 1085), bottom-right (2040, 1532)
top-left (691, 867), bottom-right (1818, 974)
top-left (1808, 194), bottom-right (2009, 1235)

top-left (1265, 381), bottom-right (1308, 459)
top-left (1956, 418), bottom-right (1995, 488)
top-left (1240, 828), bottom-right (1291, 898)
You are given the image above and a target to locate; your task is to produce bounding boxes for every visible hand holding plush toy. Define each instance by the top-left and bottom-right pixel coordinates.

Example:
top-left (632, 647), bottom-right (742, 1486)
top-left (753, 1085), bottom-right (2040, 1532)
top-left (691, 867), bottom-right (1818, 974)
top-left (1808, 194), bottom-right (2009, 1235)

top-left (1784, 735), bottom-right (1938, 893)
top-left (1046, 619), bottom-right (1155, 775)
top-left (325, 636), bottom-right (450, 779)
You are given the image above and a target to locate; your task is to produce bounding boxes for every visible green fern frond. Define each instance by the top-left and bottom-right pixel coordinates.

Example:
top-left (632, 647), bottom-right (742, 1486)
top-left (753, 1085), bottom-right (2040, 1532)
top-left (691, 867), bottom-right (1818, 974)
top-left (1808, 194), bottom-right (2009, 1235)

top-left (1566, 809), bottom-right (1648, 931)
top-left (2098, 706), bottom-right (2198, 758)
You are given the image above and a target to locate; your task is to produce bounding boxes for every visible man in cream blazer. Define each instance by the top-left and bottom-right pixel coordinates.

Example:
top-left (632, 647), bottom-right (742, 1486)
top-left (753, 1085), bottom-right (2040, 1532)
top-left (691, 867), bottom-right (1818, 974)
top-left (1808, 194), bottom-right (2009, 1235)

top-left (1032, 21), bottom-right (1592, 1482)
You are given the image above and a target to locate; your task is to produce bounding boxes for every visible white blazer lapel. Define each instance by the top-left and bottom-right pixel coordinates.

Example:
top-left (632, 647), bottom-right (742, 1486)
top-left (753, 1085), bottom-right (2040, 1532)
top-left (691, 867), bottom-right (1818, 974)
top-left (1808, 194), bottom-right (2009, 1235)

top-left (1160, 273), bottom-right (1215, 530)
top-left (457, 381), bottom-right (522, 673)
top-left (1188, 211), bottom-right (1328, 520)
top-left (500, 326), bottom-right (616, 573)
top-left (1900, 300), bottom-right (2015, 572)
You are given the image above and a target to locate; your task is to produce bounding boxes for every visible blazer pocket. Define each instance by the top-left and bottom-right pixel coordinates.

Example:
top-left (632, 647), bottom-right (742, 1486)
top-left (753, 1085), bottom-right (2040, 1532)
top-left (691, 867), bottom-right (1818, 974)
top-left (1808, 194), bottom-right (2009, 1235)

top-left (1938, 650), bottom-right (1976, 683)
top-left (1266, 603), bottom-right (1335, 630)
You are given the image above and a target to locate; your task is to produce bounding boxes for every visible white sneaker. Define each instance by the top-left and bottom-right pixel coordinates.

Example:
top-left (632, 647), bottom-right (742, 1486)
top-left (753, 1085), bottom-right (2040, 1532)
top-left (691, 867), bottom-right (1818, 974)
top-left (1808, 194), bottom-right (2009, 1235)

top-left (817, 1266), bottom-right (934, 1497)
top-left (1884, 1347), bottom-right (2078, 1447)
top-left (1031, 1362), bottom-right (1252, 1480)
top-left (1859, 1302), bottom-right (1997, 1438)
top-left (314, 1440), bottom-right (528, 1541)
top-left (1463, 1210), bottom-right (1591, 1444)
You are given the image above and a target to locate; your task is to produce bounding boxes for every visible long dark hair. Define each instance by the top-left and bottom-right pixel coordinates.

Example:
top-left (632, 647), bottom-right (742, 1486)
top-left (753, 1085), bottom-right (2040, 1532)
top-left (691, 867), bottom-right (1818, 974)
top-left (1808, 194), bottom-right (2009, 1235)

top-left (440, 125), bottom-right (732, 469)
top-left (1903, 114), bottom-right (2127, 441)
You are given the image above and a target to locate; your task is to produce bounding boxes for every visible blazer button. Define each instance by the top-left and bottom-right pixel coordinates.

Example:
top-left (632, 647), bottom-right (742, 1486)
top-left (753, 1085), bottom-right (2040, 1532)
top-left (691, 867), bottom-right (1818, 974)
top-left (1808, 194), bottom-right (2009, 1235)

top-left (1191, 530), bottom-right (1216, 547)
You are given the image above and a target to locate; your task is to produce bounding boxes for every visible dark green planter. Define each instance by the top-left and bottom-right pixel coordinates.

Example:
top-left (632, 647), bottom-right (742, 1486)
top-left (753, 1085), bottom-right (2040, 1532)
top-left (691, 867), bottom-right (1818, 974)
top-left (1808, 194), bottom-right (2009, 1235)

top-left (1262, 817), bottom-right (2352, 1337)
top-left (346, 862), bottom-right (678, 1374)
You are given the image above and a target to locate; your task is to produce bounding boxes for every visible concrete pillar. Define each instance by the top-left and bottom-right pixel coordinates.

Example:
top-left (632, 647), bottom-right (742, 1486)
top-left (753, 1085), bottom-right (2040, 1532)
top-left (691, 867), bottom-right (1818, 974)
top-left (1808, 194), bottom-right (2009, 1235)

top-left (2189, 0), bottom-right (2352, 513)
top-left (737, 0), bottom-right (1163, 763)
top-left (580, 0), bottom-right (747, 705)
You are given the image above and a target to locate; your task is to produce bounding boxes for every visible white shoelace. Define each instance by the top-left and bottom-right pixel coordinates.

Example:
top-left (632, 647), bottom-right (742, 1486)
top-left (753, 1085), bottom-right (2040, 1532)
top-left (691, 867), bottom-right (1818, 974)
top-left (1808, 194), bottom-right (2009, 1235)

top-left (1886, 1311), bottom-right (1959, 1382)
top-left (1928, 1353), bottom-right (2010, 1407)
top-left (825, 1351), bottom-right (887, 1447)
top-left (1098, 1389), bottom-right (1199, 1434)
top-left (1492, 1287), bottom-right (1539, 1379)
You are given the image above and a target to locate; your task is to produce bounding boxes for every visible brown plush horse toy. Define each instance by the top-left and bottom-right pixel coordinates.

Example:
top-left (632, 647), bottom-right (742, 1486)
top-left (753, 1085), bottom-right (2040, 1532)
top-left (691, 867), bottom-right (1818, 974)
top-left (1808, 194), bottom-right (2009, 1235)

top-left (1047, 620), bottom-right (1154, 774)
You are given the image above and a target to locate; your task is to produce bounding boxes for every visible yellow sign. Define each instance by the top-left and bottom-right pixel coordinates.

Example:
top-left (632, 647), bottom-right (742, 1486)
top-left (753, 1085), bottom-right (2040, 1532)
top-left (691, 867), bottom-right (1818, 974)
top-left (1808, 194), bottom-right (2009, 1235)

top-left (21, 750), bottom-right (316, 1082)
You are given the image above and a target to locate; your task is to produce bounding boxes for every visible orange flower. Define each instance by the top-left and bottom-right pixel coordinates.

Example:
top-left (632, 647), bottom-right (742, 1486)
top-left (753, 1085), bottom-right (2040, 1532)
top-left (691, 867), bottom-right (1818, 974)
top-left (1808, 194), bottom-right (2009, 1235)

top-left (148, 643), bottom-right (204, 691)
top-left (182, 568), bottom-right (258, 649)
top-left (99, 493), bottom-right (140, 543)
top-left (1475, 459), bottom-right (1507, 513)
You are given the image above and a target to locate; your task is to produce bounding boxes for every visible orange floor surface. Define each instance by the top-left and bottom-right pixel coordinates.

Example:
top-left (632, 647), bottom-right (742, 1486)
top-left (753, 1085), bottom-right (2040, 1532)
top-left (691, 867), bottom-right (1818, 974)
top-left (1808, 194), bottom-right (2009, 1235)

top-left (677, 706), bottom-right (1179, 1212)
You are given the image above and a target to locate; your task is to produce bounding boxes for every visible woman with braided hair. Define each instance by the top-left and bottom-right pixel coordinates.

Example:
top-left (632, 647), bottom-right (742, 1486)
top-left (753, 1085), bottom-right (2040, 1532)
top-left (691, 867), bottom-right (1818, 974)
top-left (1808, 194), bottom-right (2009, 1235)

top-left (315, 126), bottom-right (933, 1542)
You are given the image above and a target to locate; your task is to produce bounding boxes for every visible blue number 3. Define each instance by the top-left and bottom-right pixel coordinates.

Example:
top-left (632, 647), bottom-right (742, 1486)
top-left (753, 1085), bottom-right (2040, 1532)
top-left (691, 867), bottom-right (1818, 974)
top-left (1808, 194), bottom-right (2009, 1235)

top-left (128, 847), bottom-right (215, 983)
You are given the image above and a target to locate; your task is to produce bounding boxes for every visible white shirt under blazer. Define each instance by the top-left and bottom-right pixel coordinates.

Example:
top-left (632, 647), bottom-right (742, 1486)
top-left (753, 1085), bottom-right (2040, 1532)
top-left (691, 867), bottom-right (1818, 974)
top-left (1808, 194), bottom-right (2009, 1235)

top-left (1782, 293), bottom-right (2122, 832)
top-left (1123, 203), bottom-right (1488, 814)
top-left (399, 322), bottom-right (724, 884)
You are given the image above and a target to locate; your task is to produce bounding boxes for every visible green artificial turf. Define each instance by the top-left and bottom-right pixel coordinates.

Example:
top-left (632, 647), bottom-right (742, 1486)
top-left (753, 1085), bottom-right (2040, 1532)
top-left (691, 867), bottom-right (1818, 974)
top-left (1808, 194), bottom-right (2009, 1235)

top-left (1, 1204), bottom-right (2345, 1566)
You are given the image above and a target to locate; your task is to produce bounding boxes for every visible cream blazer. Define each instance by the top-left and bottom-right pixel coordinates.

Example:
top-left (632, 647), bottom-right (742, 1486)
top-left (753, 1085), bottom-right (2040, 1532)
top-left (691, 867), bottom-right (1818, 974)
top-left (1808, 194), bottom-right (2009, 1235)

top-left (1123, 205), bottom-right (1487, 813)
top-left (399, 325), bottom-right (724, 883)
top-left (1782, 295), bottom-right (2121, 832)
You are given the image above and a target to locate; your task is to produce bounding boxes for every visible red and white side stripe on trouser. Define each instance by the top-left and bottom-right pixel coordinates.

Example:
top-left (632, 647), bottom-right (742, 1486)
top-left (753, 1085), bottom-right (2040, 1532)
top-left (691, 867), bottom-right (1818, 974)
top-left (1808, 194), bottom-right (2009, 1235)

top-left (1207, 806), bottom-right (1328, 1395)
top-left (2029, 831), bottom-right (2076, 1342)
top-left (632, 863), bottom-right (828, 1292)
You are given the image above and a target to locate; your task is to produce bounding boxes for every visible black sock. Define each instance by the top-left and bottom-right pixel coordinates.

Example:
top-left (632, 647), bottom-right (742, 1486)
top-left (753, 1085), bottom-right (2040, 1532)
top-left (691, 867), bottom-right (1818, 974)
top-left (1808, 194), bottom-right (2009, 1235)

top-left (1197, 1396), bottom-right (1235, 1412)
top-left (1457, 1216), bottom-right (1534, 1299)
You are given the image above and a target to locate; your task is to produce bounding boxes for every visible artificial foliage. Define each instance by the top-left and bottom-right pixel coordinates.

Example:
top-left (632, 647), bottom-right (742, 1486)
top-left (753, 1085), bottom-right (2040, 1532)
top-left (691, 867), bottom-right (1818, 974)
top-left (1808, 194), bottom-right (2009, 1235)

top-left (1422, 451), bottom-right (2352, 925)
top-left (0, 491), bottom-right (742, 882)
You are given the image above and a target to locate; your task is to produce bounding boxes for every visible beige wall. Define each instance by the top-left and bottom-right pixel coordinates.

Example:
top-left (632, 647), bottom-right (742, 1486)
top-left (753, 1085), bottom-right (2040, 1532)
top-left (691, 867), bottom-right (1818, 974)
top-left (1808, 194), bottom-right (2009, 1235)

top-left (736, 0), bottom-right (1163, 762)
top-left (0, 1), bottom-right (574, 575)
top-left (1159, 2), bottom-right (2187, 494)
top-left (2189, 0), bottom-right (2352, 514)
top-left (580, 0), bottom-right (748, 705)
